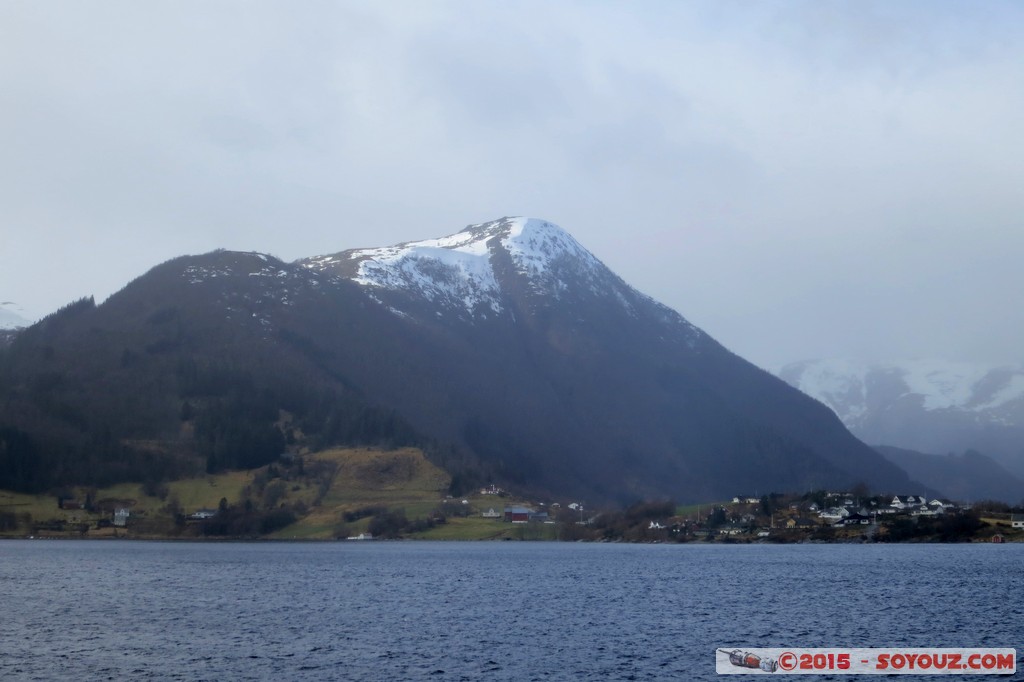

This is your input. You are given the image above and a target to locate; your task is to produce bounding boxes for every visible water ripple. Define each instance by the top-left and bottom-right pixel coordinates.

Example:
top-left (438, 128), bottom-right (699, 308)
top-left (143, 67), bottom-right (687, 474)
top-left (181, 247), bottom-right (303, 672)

top-left (0, 541), bottom-right (1020, 680)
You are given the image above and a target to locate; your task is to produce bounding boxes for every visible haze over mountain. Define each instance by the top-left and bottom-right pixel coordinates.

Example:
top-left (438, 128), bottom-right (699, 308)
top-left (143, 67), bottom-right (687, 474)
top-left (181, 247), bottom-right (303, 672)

top-left (873, 446), bottom-right (1023, 505)
top-left (781, 359), bottom-right (1024, 491)
top-left (0, 304), bottom-right (31, 330)
top-left (0, 218), bottom-right (919, 504)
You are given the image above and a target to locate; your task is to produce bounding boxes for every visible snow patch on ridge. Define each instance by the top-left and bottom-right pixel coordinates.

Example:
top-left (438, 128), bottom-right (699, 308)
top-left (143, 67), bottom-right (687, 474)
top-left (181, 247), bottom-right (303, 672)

top-left (349, 228), bottom-right (504, 315)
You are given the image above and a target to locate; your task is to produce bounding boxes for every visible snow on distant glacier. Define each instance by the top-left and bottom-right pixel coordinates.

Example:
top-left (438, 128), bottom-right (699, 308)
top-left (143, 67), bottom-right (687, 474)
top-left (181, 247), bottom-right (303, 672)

top-left (971, 372), bottom-right (1024, 412)
top-left (782, 359), bottom-right (1024, 422)
top-left (784, 358), bottom-right (870, 421)
top-left (899, 360), bottom-right (993, 410)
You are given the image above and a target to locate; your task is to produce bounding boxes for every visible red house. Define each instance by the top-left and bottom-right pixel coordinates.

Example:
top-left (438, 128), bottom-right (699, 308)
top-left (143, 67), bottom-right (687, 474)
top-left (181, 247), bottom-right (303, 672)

top-left (504, 506), bottom-right (531, 523)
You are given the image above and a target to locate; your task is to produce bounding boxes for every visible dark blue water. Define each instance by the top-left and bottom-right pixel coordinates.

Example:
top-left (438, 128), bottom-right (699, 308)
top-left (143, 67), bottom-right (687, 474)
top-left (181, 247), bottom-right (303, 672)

top-left (0, 541), bottom-right (1021, 681)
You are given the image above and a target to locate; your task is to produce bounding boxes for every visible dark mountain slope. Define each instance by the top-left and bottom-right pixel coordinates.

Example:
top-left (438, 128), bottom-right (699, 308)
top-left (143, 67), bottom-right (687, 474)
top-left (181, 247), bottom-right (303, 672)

top-left (296, 217), bottom-right (915, 502)
top-left (875, 445), bottom-right (1024, 504)
top-left (0, 253), bottom-right (427, 491)
top-left (0, 218), bottom-right (917, 503)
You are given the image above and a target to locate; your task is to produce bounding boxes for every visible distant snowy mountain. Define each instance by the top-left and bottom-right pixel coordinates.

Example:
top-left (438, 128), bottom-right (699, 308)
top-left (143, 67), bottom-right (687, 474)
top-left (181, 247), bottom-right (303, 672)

top-left (780, 359), bottom-right (1024, 479)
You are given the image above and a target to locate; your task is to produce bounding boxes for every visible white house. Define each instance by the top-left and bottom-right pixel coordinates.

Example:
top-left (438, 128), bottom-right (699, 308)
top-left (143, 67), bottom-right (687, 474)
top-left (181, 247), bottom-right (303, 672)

top-left (820, 507), bottom-right (850, 521)
top-left (1011, 514), bottom-right (1024, 529)
top-left (911, 504), bottom-right (940, 517)
top-left (891, 495), bottom-right (927, 509)
top-left (346, 533), bottom-right (374, 541)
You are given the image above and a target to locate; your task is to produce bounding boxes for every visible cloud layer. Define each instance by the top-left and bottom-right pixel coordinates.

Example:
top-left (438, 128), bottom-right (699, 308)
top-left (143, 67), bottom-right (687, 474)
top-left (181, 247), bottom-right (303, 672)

top-left (2, 1), bottom-right (1022, 369)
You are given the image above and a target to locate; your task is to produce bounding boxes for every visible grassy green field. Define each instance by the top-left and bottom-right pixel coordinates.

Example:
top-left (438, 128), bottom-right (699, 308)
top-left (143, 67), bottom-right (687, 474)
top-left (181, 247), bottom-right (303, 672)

top-left (0, 468), bottom-right (259, 538)
top-left (274, 447), bottom-right (453, 540)
top-left (0, 446), bottom-right (456, 539)
top-left (980, 517), bottom-right (1024, 540)
top-left (0, 490), bottom-right (60, 524)
top-left (166, 472), bottom-right (252, 512)
top-left (410, 515), bottom-right (514, 541)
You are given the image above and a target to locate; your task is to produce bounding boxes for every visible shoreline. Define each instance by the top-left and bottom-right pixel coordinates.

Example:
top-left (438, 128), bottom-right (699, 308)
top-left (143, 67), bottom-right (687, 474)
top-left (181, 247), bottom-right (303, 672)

top-left (3, 533), bottom-right (1018, 544)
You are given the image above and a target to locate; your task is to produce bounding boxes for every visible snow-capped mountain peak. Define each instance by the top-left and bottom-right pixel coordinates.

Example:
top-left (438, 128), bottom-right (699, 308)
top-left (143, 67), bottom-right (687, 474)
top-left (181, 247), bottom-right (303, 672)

top-left (301, 217), bottom-right (611, 317)
top-left (294, 217), bottom-right (704, 350)
top-left (489, 216), bottom-right (603, 279)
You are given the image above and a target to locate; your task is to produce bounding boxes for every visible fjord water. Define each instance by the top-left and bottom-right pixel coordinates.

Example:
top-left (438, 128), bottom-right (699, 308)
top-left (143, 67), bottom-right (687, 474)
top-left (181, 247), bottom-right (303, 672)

top-left (1, 541), bottom-right (1020, 681)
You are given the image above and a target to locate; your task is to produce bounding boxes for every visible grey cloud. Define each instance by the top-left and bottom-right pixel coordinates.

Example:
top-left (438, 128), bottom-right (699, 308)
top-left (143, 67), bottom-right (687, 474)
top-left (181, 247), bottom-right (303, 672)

top-left (1, 1), bottom-right (1021, 372)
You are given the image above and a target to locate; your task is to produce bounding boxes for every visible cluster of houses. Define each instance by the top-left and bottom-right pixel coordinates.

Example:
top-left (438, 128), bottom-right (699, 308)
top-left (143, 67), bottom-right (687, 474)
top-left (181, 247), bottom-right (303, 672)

top-left (58, 497), bottom-right (133, 528)
top-left (809, 494), bottom-right (967, 527)
top-left (468, 491), bottom-right (1020, 540)
top-left (54, 491), bottom-right (232, 531)
top-left (688, 492), bottom-right (982, 538)
top-left (733, 493), bottom-right (973, 534)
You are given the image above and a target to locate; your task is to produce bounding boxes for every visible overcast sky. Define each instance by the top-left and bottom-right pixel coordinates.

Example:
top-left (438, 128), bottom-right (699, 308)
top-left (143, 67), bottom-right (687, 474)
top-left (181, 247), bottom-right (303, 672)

top-left (2, 1), bottom-right (1022, 371)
